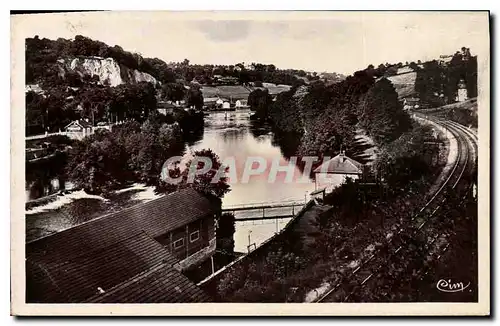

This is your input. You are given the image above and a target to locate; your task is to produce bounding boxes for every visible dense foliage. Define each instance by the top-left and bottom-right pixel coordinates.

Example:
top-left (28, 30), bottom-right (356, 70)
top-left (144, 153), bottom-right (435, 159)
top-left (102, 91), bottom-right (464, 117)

top-left (66, 115), bottom-right (183, 196)
top-left (415, 48), bottom-right (478, 106)
top-left (156, 148), bottom-right (231, 200)
top-left (215, 123), bottom-right (445, 302)
top-left (25, 81), bottom-right (158, 135)
top-left (357, 78), bottom-right (412, 144)
top-left (267, 68), bottom-right (410, 158)
top-left (26, 35), bottom-right (336, 88)
top-left (216, 212), bottom-right (236, 264)
top-left (247, 88), bottom-right (273, 120)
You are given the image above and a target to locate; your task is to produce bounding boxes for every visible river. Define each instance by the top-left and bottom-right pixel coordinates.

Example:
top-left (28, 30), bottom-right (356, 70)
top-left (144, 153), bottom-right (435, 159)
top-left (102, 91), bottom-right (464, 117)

top-left (188, 110), bottom-right (316, 252)
top-left (25, 110), bottom-right (317, 250)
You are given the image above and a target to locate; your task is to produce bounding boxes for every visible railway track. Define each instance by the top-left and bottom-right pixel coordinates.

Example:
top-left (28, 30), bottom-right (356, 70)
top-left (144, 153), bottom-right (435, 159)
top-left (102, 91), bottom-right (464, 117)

top-left (316, 116), bottom-right (477, 302)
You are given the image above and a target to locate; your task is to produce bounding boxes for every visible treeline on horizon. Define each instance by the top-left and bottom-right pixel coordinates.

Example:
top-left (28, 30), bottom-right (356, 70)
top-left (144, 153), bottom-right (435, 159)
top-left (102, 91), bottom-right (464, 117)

top-left (26, 35), bottom-right (336, 88)
top-left (251, 68), bottom-right (412, 159)
top-left (249, 47), bottom-right (477, 159)
top-left (215, 50), bottom-right (478, 303)
top-left (25, 34), bottom-right (338, 136)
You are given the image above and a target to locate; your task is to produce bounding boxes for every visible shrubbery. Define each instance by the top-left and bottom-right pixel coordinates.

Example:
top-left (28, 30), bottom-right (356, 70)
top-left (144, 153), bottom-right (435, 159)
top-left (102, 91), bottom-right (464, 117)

top-left (66, 115), bottom-right (184, 196)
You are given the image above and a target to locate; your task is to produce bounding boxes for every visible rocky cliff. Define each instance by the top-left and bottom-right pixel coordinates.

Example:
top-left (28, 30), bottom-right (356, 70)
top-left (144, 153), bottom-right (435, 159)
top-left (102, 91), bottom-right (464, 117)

top-left (62, 57), bottom-right (157, 87)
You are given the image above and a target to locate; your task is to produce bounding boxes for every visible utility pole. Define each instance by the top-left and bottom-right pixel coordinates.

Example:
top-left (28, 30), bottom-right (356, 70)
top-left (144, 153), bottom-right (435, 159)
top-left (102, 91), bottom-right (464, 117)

top-left (247, 230), bottom-right (252, 253)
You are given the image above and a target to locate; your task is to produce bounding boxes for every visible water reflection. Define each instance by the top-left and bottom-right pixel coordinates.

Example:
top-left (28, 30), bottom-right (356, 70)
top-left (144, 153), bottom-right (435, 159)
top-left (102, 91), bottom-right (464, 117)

top-left (25, 110), bottom-right (318, 246)
top-left (187, 110), bottom-right (316, 207)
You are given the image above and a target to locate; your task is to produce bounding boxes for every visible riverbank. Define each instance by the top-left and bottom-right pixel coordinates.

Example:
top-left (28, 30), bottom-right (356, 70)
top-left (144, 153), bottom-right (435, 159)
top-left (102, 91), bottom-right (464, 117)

top-left (207, 117), bottom-right (450, 302)
top-left (24, 111), bottom-right (317, 249)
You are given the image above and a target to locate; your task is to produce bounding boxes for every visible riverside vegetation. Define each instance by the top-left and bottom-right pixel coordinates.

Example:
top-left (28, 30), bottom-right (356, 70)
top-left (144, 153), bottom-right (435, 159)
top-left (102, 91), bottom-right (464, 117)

top-left (25, 35), bottom-right (477, 301)
top-left (215, 50), bottom-right (477, 302)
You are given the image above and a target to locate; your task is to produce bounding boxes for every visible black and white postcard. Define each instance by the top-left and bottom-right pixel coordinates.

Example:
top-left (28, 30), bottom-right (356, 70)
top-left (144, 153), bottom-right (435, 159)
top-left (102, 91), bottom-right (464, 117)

top-left (10, 11), bottom-right (490, 316)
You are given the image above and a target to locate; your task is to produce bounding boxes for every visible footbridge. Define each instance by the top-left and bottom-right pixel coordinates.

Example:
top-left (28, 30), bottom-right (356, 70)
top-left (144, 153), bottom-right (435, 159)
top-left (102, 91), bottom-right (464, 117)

top-left (222, 200), bottom-right (306, 222)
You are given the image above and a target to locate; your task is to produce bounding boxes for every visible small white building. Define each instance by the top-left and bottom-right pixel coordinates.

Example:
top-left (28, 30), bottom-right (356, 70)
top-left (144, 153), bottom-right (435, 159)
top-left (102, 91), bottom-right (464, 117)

top-left (456, 79), bottom-right (468, 102)
top-left (63, 119), bottom-right (93, 140)
top-left (235, 99), bottom-right (248, 108)
top-left (215, 98), bottom-right (224, 106)
top-left (313, 151), bottom-right (363, 193)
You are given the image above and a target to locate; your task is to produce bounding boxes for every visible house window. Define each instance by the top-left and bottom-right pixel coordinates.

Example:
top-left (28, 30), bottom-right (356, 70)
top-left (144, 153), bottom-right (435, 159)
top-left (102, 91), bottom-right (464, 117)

top-left (173, 238), bottom-right (184, 249)
top-left (190, 230), bottom-right (200, 243)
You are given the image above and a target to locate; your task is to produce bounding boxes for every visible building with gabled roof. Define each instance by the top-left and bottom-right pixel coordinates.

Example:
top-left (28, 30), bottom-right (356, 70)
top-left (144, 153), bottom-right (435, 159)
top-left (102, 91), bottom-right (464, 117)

top-left (313, 151), bottom-right (364, 193)
top-left (64, 119), bottom-right (92, 131)
top-left (63, 119), bottom-right (93, 140)
top-left (26, 188), bottom-right (217, 303)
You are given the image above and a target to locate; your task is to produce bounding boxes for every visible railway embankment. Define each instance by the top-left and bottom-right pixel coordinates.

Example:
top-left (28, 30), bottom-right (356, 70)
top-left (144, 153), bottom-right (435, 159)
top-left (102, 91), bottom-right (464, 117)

top-left (205, 114), bottom-right (464, 302)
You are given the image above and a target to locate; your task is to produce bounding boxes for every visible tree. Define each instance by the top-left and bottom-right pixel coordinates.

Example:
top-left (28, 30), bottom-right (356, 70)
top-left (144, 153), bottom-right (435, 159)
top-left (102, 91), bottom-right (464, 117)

top-left (247, 88), bottom-right (272, 120)
top-left (156, 148), bottom-right (231, 199)
top-left (374, 124), bottom-right (438, 191)
top-left (109, 82), bottom-right (157, 122)
top-left (162, 82), bottom-right (185, 102)
top-left (66, 129), bottom-right (128, 196)
top-left (124, 115), bottom-right (183, 185)
top-left (358, 78), bottom-right (411, 144)
top-left (216, 212), bottom-right (236, 263)
top-left (184, 86), bottom-right (204, 109)
top-left (78, 86), bottom-right (112, 125)
top-left (26, 91), bottom-right (47, 135)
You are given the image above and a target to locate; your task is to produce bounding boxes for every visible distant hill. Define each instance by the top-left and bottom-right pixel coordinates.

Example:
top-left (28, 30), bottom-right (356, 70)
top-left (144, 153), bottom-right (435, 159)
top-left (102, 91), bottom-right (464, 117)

top-left (386, 71), bottom-right (417, 99)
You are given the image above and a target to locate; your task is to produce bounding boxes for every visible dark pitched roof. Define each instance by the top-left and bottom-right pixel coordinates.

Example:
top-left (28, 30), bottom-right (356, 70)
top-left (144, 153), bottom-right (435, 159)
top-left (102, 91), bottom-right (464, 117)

top-left (27, 188), bottom-right (215, 262)
top-left (27, 232), bottom-right (179, 303)
top-left (88, 262), bottom-right (211, 303)
top-left (313, 153), bottom-right (363, 175)
top-left (26, 188), bottom-right (215, 303)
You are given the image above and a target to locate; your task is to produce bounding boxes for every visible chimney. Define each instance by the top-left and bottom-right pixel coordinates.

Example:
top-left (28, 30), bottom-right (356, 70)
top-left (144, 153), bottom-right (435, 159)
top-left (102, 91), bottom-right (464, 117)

top-left (340, 150), bottom-right (346, 162)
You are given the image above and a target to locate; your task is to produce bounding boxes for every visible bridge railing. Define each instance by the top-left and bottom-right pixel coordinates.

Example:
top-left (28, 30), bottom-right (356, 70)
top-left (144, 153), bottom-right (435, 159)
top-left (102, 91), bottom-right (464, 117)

top-left (197, 199), bottom-right (316, 288)
top-left (221, 200), bottom-right (305, 211)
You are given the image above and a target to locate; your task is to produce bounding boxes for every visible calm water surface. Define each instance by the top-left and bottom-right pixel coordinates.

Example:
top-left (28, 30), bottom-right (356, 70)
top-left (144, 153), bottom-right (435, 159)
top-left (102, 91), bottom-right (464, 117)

top-left (190, 110), bottom-right (317, 252)
top-left (26, 110), bottom-right (317, 249)
top-left (189, 110), bottom-right (315, 207)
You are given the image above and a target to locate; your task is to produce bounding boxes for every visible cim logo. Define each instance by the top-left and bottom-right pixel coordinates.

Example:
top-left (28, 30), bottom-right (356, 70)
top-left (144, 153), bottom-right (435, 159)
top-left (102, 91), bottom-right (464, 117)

top-left (436, 279), bottom-right (471, 293)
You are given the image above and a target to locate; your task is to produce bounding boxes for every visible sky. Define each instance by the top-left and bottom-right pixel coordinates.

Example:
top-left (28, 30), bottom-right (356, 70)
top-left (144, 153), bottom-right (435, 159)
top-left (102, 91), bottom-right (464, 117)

top-left (13, 11), bottom-right (489, 75)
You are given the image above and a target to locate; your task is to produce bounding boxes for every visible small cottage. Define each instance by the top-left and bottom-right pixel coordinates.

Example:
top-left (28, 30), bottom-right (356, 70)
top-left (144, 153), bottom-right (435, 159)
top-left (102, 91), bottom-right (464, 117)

top-left (63, 119), bottom-right (93, 140)
top-left (456, 79), bottom-right (468, 102)
top-left (157, 101), bottom-right (178, 115)
top-left (313, 151), bottom-right (363, 193)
